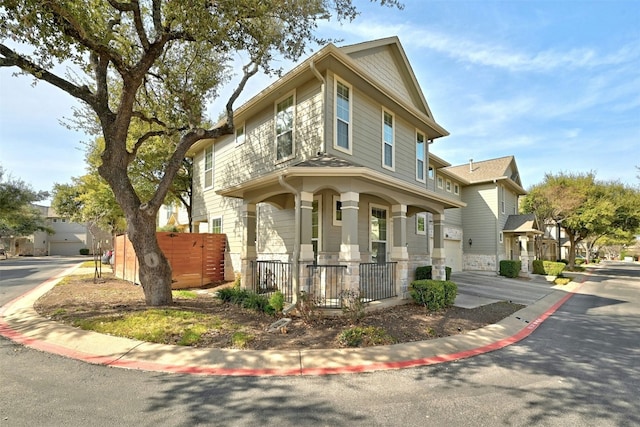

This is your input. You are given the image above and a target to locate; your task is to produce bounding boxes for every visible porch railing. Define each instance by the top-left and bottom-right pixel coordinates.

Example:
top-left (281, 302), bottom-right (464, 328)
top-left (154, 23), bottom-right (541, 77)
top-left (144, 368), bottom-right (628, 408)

top-left (306, 264), bottom-right (347, 308)
top-left (359, 262), bottom-right (397, 302)
top-left (251, 260), bottom-right (293, 303)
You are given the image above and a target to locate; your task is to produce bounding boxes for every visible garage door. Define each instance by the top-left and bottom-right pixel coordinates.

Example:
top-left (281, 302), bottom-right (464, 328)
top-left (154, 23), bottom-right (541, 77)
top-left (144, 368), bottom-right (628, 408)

top-left (49, 242), bottom-right (85, 256)
top-left (444, 239), bottom-right (463, 272)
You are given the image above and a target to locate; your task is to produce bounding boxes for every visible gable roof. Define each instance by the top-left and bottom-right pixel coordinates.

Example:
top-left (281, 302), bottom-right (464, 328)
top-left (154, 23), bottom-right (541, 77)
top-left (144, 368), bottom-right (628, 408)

top-left (444, 156), bottom-right (526, 194)
top-left (503, 214), bottom-right (543, 234)
top-left (340, 37), bottom-right (434, 119)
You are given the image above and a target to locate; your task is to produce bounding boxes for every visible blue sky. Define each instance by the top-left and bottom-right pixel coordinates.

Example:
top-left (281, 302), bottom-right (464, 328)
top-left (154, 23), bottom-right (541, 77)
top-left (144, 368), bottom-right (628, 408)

top-left (1, 0), bottom-right (638, 201)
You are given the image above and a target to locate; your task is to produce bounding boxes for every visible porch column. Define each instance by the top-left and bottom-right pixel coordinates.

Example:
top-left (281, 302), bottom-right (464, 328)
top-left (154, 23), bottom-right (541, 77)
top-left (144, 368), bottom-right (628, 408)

top-left (299, 191), bottom-right (315, 292)
top-left (339, 191), bottom-right (360, 291)
top-left (431, 213), bottom-right (446, 281)
top-left (520, 235), bottom-right (531, 274)
top-left (240, 202), bottom-right (257, 290)
top-left (391, 204), bottom-right (410, 298)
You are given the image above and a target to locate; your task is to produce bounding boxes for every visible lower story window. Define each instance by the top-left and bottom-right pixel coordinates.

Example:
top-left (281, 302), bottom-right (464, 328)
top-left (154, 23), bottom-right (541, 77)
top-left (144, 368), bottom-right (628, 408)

top-left (211, 217), bottom-right (222, 234)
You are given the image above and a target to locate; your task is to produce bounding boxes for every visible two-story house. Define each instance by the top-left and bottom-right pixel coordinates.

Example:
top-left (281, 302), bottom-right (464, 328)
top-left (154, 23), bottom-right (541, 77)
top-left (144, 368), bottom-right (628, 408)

top-left (188, 37), bottom-right (465, 305)
top-left (442, 156), bottom-right (542, 273)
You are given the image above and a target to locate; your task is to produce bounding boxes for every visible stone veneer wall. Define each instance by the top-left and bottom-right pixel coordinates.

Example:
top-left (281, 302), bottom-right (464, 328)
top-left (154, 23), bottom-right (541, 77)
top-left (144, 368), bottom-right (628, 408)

top-left (463, 253), bottom-right (497, 272)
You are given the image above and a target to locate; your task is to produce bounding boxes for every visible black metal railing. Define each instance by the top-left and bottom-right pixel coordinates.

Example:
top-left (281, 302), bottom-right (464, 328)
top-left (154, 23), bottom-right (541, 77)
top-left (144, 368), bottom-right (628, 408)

top-left (252, 260), bottom-right (293, 303)
top-left (359, 262), bottom-right (397, 302)
top-left (306, 264), bottom-right (347, 308)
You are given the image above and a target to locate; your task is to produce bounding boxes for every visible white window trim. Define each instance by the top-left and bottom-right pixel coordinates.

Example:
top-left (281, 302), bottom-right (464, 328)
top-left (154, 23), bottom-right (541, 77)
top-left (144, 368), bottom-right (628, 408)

top-left (416, 130), bottom-right (426, 183)
top-left (437, 176), bottom-right (444, 189)
top-left (416, 212), bottom-right (427, 235)
top-left (446, 179), bottom-right (452, 192)
top-left (235, 122), bottom-right (246, 145)
top-left (333, 78), bottom-right (353, 155)
top-left (428, 165), bottom-right (435, 180)
top-left (367, 203), bottom-right (393, 260)
top-left (381, 109), bottom-right (395, 171)
top-left (499, 231), bottom-right (504, 243)
top-left (204, 145), bottom-right (214, 190)
top-left (332, 195), bottom-right (342, 226)
top-left (274, 91), bottom-right (296, 163)
top-left (501, 185), bottom-right (506, 214)
top-left (211, 216), bottom-right (223, 234)
top-left (454, 183), bottom-right (460, 195)
top-left (312, 195), bottom-right (322, 253)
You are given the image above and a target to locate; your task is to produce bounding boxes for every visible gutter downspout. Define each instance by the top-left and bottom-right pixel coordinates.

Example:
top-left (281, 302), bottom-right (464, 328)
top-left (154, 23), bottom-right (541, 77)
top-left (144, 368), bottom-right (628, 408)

top-left (494, 179), bottom-right (500, 274)
top-left (278, 175), bottom-right (301, 304)
top-left (310, 60), bottom-right (326, 154)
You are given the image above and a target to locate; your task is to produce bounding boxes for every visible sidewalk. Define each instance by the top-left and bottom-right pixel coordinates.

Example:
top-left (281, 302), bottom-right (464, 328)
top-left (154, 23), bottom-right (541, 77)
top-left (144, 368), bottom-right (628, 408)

top-left (0, 264), bottom-right (583, 376)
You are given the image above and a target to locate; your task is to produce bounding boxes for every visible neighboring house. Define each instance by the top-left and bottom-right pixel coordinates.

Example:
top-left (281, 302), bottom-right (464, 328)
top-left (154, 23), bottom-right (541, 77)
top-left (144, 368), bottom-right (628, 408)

top-left (157, 202), bottom-right (190, 232)
top-left (13, 205), bottom-right (111, 256)
top-left (189, 37), bottom-right (466, 303)
top-left (443, 156), bottom-right (542, 273)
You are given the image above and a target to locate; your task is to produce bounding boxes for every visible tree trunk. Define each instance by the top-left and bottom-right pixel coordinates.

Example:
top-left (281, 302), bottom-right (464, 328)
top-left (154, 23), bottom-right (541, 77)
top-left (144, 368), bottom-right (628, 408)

top-left (127, 212), bottom-right (173, 306)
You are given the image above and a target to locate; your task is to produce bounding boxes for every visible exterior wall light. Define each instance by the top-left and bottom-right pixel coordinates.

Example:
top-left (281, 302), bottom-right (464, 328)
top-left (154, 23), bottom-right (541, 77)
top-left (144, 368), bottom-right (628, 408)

top-left (468, 238), bottom-right (472, 246)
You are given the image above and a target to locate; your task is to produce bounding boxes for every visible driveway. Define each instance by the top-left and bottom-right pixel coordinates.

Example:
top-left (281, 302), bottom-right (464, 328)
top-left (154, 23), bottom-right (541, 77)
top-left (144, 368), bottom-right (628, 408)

top-left (451, 270), bottom-right (563, 308)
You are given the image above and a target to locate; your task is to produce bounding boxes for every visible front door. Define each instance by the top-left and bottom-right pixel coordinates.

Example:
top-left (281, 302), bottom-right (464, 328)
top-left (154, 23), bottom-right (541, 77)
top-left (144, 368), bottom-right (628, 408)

top-left (370, 205), bottom-right (387, 263)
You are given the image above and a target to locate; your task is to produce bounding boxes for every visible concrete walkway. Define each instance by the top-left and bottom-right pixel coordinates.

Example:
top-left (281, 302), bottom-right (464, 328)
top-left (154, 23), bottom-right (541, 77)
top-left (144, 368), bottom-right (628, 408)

top-left (0, 264), bottom-right (585, 376)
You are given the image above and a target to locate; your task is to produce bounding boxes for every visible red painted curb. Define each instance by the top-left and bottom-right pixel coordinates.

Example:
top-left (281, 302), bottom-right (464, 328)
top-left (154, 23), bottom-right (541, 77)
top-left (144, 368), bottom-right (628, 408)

top-left (0, 269), bottom-right (586, 377)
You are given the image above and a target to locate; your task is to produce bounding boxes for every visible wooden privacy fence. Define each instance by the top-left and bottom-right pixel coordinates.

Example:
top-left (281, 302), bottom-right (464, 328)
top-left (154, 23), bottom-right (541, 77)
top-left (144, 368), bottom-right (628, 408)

top-left (113, 232), bottom-right (226, 289)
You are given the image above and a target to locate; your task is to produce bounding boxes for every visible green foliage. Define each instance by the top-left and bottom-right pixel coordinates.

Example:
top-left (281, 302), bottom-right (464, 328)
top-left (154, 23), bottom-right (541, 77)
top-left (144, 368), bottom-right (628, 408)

top-left (409, 280), bottom-right (458, 311)
top-left (172, 290), bottom-right (198, 299)
top-left (532, 260), bottom-right (566, 276)
top-left (340, 289), bottom-right (366, 323)
top-left (230, 331), bottom-right (254, 349)
top-left (337, 326), bottom-right (396, 348)
top-left (0, 165), bottom-right (51, 238)
top-left (499, 260), bottom-right (521, 278)
top-left (79, 248), bottom-right (90, 255)
top-left (415, 266), bottom-right (432, 280)
top-left (415, 266), bottom-right (452, 280)
top-left (268, 291), bottom-right (285, 314)
top-left (217, 286), bottom-right (278, 315)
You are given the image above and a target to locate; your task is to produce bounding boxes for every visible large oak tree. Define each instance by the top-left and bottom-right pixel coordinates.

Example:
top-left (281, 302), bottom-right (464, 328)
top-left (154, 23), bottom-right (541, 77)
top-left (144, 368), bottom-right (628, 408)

top-left (0, 0), bottom-right (401, 305)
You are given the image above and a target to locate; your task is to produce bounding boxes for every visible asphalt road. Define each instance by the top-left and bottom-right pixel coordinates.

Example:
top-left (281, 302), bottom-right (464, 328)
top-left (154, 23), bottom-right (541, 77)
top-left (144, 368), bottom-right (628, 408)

top-left (1, 258), bottom-right (638, 426)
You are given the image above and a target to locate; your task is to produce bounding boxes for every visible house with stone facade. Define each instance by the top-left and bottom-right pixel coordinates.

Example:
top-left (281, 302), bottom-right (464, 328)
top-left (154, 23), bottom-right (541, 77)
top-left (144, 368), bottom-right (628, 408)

top-left (187, 37), bottom-right (535, 307)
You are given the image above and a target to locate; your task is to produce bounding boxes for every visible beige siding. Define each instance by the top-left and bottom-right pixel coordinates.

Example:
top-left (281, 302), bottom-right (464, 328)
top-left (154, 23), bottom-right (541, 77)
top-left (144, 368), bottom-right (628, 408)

top-left (461, 183), bottom-right (499, 255)
top-left (347, 45), bottom-right (415, 110)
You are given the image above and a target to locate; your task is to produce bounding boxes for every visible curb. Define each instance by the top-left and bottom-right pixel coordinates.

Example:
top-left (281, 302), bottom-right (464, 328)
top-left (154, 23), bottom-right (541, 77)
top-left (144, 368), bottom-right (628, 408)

top-left (0, 266), bottom-right (586, 376)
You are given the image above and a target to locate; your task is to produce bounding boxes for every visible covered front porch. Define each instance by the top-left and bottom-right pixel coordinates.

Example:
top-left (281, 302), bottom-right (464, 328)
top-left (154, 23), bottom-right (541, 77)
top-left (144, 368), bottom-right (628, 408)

top-left (220, 157), bottom-right (464, 307)
top-left (503, 214), bottom-right (544, 275)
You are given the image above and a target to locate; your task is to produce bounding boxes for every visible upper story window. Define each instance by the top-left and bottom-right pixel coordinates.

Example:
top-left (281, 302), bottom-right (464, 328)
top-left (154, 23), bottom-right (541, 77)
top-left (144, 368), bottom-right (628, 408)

top-left (437, 176), bottom-right (443, 189)
top-left (428, 166), bottom-right (434, 179)
top-left (382, 110), bottom-right (394, 169)
top-left (335, 80), bottom-right (352, 153)
top-left (454, 183), bottom-right (460, 195)
top-left (235, 123), bottom-right (245, 145)
top-left (204, 146), bottom-right (213, 189)
top-left (275, 93), bottom-right (294, 161)
top-left (500, 185), bottom-right (506, 214)
top-left (416, 131), bottom-right (425, 182)
top-left (446, 179), bottom-right (452, 192)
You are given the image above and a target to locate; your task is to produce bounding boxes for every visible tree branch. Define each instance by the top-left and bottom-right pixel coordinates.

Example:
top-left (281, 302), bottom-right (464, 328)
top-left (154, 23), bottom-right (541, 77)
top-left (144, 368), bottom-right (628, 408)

top-left (0, 44), bottom-right (96, 108)
top-left (225, 61), bottom-right (260, 129)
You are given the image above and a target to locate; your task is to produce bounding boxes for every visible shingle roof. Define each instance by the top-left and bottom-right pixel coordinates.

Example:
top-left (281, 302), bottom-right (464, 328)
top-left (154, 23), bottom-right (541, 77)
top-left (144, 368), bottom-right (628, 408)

top-left (444, 156), bottom-right (516, 183)
top-left (503, 214), bottom-right (543, 234)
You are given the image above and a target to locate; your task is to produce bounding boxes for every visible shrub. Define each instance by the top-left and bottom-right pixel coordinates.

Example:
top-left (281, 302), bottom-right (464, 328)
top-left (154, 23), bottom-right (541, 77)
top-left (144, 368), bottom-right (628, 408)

top-left (499, 260), bottom-right (521, 278)
top-left (296, 290), bottom-right (323, 324)
top-left (415, 266), bottom-right (452, 280)
top-left (268, 291), bottom-right (285, 314)
top-left (79, 248), bottom-right (90, 255)
top-left (340, 289), bottom-right (366, 323)
top-left (415, 266), bottom-right (432, 280)
top-left (533, 260), bottom-right (566, 276)
top-left (409, 280), bottom-right (457, 311)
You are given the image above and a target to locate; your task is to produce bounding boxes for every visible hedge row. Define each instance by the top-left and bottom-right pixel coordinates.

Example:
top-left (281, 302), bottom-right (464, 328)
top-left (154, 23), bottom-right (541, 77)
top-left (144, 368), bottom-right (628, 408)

top-left (532, 260), bottom-right (566, 276)
top-left (409, 280), bottom-right (457, 311)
